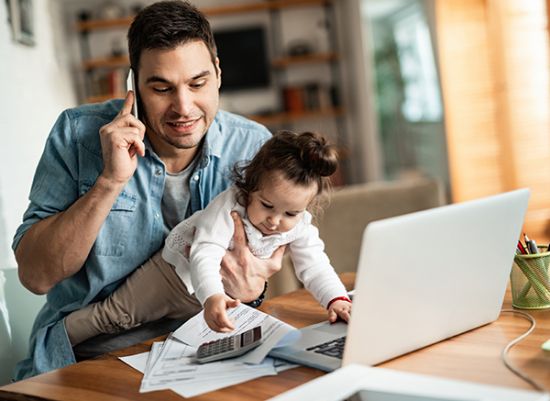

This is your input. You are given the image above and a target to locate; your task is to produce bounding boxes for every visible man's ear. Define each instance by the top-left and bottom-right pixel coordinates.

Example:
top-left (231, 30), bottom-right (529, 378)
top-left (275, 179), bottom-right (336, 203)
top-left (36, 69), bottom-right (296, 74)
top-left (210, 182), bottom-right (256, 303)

top-left (215, 57), bottom-right (222, 89)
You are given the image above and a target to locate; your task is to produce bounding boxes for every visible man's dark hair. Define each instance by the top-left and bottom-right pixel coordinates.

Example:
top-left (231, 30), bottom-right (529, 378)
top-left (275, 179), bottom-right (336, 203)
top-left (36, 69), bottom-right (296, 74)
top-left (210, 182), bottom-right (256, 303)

top-left (127, 1), bottom-right (217, 73)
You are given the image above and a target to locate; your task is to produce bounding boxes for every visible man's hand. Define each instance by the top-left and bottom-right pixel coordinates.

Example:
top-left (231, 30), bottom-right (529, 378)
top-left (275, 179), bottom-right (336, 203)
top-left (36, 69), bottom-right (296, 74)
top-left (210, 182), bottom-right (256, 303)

top-left (203, 293), bottom-right (240, 332)
top-left (16, 92), bottom-right (147, 294)
top-left (99, 91), bottom-right (146, 187)
top-left (220, 212), bottom-right (285, 303)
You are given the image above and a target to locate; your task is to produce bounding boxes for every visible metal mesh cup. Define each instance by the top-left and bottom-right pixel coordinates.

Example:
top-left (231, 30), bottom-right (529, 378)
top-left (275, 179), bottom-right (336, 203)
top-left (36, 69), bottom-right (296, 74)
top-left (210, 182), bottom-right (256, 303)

top-left (511, 246), bottom-right (550, 309)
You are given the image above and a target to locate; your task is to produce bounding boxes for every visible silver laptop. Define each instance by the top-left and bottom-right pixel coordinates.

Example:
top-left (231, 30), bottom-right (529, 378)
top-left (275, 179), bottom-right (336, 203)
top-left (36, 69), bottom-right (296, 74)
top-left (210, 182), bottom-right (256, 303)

top-left (269, 189), bottom-right (530, 371)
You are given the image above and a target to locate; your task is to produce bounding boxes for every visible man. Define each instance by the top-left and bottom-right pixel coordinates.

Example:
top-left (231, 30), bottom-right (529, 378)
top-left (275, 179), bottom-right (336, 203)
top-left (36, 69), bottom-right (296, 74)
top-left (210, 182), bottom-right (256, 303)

top-left (12, 0), bottom-right (282, 380)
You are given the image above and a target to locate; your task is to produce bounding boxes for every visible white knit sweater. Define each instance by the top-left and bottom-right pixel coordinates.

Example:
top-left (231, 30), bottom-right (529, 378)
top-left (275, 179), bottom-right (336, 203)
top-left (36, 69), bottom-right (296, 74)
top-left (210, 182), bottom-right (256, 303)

top-left (162, 185), bottom-right (347, 307)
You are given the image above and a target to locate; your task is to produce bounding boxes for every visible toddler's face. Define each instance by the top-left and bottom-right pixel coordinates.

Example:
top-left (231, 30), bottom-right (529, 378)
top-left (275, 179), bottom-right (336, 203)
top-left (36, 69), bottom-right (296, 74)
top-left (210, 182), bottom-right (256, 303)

top-left (247, 172), bottom-right (317, 235)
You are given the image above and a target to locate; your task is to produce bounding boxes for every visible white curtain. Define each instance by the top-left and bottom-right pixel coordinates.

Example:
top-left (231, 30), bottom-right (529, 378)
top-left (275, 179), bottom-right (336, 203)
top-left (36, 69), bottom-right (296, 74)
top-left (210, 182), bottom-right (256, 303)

top-left (0, 181), bottom-right (13, 372)
top-left (0, 270), bottom-right (11, 346)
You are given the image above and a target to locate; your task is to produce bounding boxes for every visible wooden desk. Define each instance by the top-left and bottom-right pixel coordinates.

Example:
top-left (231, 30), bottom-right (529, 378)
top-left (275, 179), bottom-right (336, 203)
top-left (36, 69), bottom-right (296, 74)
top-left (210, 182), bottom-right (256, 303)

top-left (0, 273), bottom-right (548, 400)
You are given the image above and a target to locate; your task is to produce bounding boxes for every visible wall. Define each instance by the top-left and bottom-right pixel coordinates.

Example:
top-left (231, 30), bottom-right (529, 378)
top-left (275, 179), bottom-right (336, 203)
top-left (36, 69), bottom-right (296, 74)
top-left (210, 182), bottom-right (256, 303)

top-left (0, 1), bottom-right (76, 268)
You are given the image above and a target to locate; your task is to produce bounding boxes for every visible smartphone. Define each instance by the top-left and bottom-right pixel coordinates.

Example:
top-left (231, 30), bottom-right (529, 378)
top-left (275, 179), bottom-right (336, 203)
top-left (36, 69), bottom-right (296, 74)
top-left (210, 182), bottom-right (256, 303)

top-left (126, 68), bottom-right (139, 119)
top-left (196, 326), bottom-right (262, 363)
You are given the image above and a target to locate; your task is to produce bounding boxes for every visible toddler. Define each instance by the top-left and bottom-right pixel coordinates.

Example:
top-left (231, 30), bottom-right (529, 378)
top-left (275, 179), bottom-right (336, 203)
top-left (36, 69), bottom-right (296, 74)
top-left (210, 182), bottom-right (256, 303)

top-left (65, 131), bottom-right (351, 341)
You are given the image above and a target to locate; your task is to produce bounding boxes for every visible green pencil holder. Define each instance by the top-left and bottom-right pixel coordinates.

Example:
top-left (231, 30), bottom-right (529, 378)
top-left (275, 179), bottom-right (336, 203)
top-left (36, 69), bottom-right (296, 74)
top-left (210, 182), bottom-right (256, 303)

top-left (511, 246), bottom-right (550, 309)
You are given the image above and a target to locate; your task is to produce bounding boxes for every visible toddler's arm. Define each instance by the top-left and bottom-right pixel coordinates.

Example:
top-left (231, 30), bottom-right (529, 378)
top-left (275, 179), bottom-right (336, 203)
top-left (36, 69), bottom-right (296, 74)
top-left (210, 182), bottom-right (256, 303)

top-left (288, 222), bottom-right (349, 308)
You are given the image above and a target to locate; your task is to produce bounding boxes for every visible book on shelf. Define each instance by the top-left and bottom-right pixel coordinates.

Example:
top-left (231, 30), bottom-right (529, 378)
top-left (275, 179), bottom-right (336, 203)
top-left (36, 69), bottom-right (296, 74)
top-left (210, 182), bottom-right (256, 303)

top-left (282, 83), bottom-right (336, 113)
top-left (89, 67), bottom-right (127, 100)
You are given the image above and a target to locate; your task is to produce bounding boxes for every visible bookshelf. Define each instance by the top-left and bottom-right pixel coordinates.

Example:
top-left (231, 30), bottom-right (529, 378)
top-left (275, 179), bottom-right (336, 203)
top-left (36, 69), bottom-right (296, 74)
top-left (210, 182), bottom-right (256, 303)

top-left (248, 107), bottom-right (344, 126)
top-left (75, 0), bottom-right (346, 134)
top-left (76, 0), bottom-right (332, 32)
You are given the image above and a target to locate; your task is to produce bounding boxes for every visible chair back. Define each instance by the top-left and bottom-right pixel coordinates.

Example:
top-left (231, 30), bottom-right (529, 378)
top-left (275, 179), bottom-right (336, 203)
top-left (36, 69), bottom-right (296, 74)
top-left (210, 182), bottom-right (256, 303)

top-left (267, 178), bottom-right (444, 297)
top-left (318, 178), bottom-right (444, 274)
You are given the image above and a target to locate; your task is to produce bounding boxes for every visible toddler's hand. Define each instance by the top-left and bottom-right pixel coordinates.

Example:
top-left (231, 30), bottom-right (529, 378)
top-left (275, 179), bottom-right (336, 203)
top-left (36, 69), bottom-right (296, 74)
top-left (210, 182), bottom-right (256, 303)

top-left (204, 293), bottom-right (240, 332)
top-left (328, 300), bottom-right (352, 323)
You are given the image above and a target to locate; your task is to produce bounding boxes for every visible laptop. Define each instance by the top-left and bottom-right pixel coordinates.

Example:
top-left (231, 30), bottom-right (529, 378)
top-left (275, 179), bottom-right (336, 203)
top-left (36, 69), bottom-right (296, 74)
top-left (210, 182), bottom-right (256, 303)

top-left (269, 189), bottom-right (530, 372)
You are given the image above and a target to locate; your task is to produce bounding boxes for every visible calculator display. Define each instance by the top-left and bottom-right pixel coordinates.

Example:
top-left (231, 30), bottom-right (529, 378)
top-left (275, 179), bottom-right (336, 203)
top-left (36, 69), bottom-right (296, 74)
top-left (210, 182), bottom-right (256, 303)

top-left (241, 326), bottom-right (262, 346)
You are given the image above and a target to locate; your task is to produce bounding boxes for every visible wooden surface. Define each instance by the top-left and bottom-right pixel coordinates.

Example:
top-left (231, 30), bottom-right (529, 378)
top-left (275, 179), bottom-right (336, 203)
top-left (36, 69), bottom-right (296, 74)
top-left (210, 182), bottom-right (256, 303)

top-left (83, 52), bottom-right (337, 72)
top-left (271, 52), bottom-right (338, 68)
top-left (0, 273), bottom-right (549, 401)
top-left (246, 107), bottom-right (344, 126)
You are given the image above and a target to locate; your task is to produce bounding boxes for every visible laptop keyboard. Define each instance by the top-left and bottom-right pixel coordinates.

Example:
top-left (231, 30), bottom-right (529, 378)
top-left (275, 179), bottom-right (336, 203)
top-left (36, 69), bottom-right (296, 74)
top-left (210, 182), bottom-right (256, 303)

top-left (306, 336), bottom-right (346, 359)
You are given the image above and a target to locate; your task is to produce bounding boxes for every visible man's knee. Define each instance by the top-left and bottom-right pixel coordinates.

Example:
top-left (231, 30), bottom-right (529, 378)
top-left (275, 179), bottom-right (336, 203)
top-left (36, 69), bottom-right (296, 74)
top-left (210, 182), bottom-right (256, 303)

top-left (97, 295), bottom-right (141, 332)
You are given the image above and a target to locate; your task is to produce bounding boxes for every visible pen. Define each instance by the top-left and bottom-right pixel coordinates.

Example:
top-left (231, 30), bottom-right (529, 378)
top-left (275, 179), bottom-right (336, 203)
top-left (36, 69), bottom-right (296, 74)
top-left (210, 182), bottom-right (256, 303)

top-left (527, 238), bottom-right (539, 254)
top-left (523, 234), bottom-right (538, 254)
top-left (517, 240), bottom-right (528, 255)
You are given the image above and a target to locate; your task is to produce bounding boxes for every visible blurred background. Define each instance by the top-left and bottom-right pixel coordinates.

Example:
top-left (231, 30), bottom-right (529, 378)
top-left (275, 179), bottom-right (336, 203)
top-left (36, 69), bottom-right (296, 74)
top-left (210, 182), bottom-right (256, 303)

top-left (0, 0), bottom-right (549, 384)
top-left (2, 0), bottom-right (550, 268)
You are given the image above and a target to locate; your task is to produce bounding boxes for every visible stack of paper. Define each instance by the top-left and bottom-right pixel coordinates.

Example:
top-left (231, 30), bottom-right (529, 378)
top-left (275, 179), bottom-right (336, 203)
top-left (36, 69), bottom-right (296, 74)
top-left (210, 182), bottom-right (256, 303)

top-left (120, 304), bottom-right (299, 398)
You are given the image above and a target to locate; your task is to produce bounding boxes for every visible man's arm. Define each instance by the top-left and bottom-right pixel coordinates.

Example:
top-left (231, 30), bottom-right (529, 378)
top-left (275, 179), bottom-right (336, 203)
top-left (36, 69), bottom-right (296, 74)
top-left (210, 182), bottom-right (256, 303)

top-left (16, 92), bottom-right (145, 294)
top-left (220, 211), bottom-right (285, 302)
top-left (17, 177), bottom-right (125, 294)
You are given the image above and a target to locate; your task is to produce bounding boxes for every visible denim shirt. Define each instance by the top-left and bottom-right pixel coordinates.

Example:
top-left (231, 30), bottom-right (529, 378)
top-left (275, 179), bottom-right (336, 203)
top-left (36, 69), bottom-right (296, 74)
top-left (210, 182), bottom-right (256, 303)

top-left (11, 99), bottom-right (271, 380)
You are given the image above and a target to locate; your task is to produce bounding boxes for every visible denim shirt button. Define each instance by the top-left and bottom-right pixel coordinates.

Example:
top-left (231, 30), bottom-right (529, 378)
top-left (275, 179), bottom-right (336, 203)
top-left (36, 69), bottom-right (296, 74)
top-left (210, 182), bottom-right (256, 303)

top-left (155, 169), bottom-right (162, 176)
top-left (193, 175), bottom-right (199, 181)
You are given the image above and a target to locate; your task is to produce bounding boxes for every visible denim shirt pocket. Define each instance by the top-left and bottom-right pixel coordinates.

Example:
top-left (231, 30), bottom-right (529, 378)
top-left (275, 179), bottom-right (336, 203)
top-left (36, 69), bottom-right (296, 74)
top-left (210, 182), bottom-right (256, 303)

top-left (79, 182), bottom-right (137, 257)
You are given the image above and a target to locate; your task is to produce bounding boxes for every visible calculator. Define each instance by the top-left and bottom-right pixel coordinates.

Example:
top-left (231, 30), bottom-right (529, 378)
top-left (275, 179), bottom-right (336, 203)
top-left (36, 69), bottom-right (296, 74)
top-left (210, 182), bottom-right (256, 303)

top-left (196, 326), bottom-right (263, 363)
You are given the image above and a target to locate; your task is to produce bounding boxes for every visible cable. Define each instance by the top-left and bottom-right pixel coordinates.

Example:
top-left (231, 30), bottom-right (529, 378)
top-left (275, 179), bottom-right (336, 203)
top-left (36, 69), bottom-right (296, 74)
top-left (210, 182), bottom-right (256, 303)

top-left (500, 309), bottom-right (548, 393)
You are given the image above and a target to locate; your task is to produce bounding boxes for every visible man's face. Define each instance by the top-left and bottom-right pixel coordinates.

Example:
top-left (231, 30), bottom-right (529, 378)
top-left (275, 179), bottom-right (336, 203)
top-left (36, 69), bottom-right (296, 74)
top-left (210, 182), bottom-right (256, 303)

top-left (137, 41), bottom-right (221, 156)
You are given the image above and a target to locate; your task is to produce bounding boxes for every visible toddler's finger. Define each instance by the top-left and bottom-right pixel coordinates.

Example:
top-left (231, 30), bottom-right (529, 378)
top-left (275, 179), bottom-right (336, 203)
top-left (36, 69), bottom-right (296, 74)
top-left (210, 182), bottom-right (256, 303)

top-left (328, 309), bottom-right (337, 323)
top-left (339, 309), bottom-right (351, 322)
top-left (218, 311), bottom-right (235, 331)
top-left (226, 298), bottom-right (240, 309)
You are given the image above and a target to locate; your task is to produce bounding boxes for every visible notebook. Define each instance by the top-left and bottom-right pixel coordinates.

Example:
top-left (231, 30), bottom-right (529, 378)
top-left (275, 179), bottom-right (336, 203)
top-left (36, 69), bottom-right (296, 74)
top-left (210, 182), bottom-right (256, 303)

top-left (269, 189), bottom-right (530, 372)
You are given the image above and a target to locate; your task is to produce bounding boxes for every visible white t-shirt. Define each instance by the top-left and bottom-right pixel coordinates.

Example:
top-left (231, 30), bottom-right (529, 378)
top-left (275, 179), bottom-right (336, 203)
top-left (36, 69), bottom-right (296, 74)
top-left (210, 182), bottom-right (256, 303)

top-left (162, 185), bottom-right (347, 307)
top-left (161, 157), bottom-right (198, 231)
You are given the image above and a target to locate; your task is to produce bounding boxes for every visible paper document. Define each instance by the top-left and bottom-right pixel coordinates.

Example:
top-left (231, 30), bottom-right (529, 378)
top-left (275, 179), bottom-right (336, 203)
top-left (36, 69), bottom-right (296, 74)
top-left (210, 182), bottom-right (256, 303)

top-left (120, 342), bottom-right (297, 398)
top-left (118, 303), bottom-right (300, 398)
top-left (173, 303), bottom-right (299, 364)
top-left (141, 336), bottom-right (276, 392)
